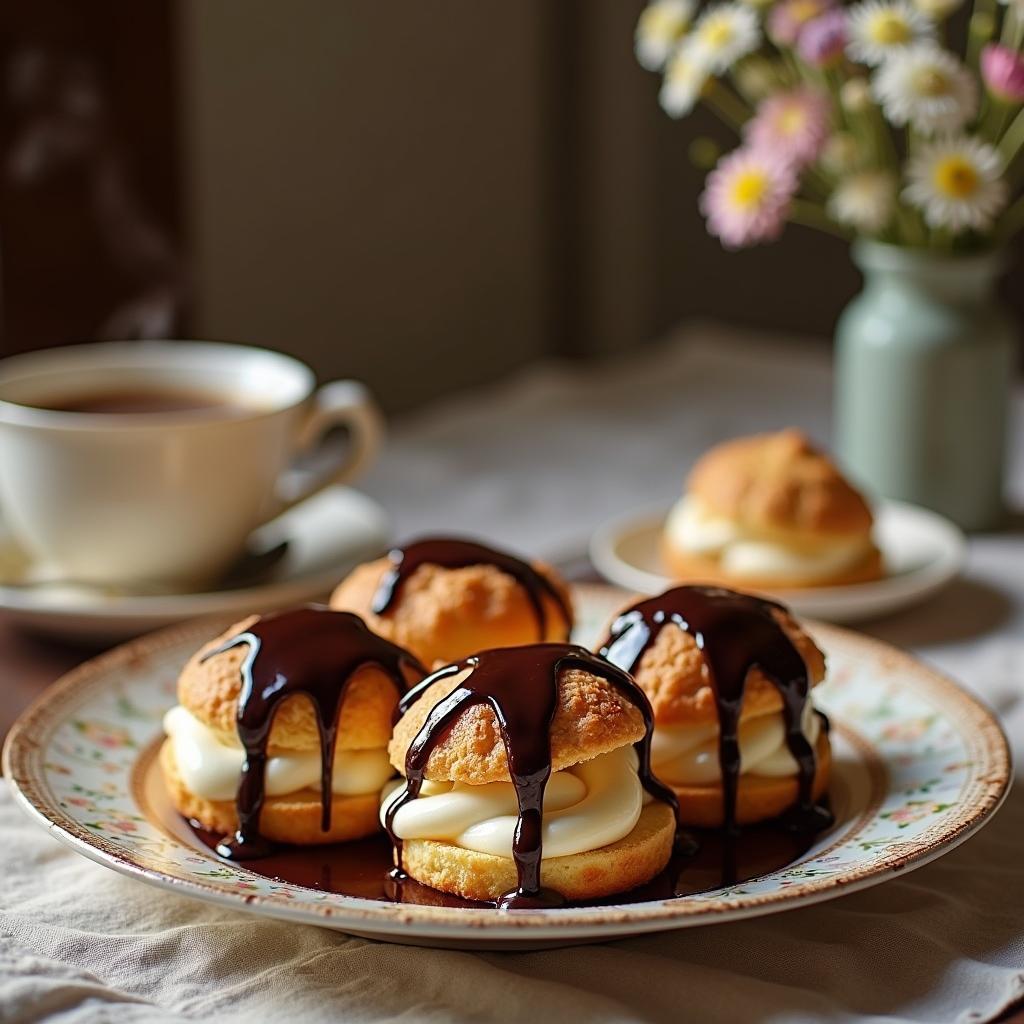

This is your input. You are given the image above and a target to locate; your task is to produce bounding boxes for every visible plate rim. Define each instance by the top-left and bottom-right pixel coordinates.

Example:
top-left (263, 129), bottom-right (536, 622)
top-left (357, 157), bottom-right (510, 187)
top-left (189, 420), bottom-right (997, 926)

top-left (2, 601), bottom-right (1011, 940)
top-left (589, 498), bottom-right (967, 613)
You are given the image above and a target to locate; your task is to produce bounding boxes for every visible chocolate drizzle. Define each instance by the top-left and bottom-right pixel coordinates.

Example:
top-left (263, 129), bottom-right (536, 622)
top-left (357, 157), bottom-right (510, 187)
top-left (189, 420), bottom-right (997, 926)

top-left (201, 607), bottom-right (425, 860)
top-left (383, 643), bottom-right (677, 909)
top-left (598, 586), bottom-right (832, 835)
top-left (178, 820), bottom-right (821, 909)
top-left (371, 538), bottom-right (573, 639)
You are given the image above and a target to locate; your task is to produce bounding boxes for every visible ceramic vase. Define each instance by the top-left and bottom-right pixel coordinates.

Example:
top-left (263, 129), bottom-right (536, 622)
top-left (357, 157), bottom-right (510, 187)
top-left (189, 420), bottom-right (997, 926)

top-left (835, 240), bottom-right (1016, 531)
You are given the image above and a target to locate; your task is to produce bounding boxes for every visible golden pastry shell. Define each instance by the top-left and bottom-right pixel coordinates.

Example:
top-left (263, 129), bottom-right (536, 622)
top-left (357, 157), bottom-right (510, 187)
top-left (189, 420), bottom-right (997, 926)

top-left (686, 429), bottom-right (874, 542)
top-left (388, 663), bottom-right (647, 785)
top-left (617, 604), bottom-right (826, 727)
top-left (177, 616), bottom-right (402, 754)
top-left (329, 556), bottom-right (572, 668)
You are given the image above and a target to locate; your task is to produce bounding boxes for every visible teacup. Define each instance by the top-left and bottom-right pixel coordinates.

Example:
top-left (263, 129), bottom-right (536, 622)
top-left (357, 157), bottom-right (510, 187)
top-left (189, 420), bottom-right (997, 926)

top-left (0, 340), bottom-right (384, 587)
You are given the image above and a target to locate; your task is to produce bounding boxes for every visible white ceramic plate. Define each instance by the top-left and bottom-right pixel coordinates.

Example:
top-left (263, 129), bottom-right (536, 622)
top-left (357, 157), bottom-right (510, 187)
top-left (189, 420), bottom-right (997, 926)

top-left (589, 499), bottom-right (966, 624)
top-left (0, 486), bottom-right (389, 643)
top-left (3, 583), bottom-right (1008, 949)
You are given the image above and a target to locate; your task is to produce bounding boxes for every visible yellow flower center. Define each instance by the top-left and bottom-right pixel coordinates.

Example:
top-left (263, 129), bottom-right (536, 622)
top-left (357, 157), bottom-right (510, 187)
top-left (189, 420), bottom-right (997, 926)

top-left (791, 0), bottom-right (823, 24)
top-left (701, 16), bottom-right (736, 49)
top-left (912, 68), bottom-right (949, 96)
top-left (932, 156), bottom-right (979, 198)
top-left (668, 54), bottom-right (699, 83)
top-left (778, 107), bottom-right (808, 136)
top-left (641, 6), bottom-right (687, 40)
top-left (867, 11), bottom-right (911, 45)
top-left (729, 169), bottom-right (768, 210)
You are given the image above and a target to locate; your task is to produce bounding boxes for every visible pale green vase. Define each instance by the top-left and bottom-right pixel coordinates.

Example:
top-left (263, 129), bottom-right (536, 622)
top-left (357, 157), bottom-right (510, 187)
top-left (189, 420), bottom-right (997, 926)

top-left (835, 240), bottom-right (1016, 531)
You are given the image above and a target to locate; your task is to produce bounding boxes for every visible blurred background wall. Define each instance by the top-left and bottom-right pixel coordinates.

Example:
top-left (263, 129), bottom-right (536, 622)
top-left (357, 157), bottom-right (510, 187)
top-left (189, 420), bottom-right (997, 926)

top-left (1, 1), bottom-right (1020, 412)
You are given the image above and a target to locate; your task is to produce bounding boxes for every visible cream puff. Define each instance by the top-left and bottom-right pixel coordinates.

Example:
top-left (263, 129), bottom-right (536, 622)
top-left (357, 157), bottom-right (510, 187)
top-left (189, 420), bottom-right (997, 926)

top-left (381, 644), bottom-right (677, 905)
top-left (598, 585), bottom-right (832, 831)
top-left (160, 607), bottom-right (425, 855)
top-left (662, 430), bottom-right (882, 590)
top-left (330, 537), bottom-right (573, 667)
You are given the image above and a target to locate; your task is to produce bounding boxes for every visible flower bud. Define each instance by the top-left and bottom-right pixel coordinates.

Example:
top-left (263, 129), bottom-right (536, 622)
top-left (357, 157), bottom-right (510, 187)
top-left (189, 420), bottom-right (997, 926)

top-left (981, 43), bottom-right (1024, 104)
top-left (840, 77), bottom-right (873, 113)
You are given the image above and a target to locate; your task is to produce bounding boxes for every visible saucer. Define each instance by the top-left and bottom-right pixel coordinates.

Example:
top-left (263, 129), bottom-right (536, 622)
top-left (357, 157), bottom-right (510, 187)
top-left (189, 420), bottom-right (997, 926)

top-left (589, 499), bottom-right (966, 624)
top-left (0, 486), bottom-right (389, 643)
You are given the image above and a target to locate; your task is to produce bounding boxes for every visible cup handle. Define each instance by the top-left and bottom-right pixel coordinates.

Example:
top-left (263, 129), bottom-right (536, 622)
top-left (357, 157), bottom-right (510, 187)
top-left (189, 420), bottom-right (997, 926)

top-left (274, 380), bottom-right (385, 513)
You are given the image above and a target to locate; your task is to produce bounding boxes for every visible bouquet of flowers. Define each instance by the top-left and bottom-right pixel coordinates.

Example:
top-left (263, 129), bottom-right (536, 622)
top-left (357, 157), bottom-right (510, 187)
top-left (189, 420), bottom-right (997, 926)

top-left (634, 0), bottom-right (1024, 249)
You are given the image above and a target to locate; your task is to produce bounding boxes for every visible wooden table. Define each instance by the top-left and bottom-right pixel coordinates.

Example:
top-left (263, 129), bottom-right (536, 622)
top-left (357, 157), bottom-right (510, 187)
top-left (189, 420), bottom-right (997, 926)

top-left (0, 615), bottom-right (94, 747)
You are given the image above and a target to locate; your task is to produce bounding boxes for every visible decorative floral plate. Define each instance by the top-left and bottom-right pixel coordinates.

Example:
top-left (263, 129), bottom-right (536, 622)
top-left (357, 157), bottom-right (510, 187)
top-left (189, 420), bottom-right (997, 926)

top-left (3, 584), bottom-right (1010, 949)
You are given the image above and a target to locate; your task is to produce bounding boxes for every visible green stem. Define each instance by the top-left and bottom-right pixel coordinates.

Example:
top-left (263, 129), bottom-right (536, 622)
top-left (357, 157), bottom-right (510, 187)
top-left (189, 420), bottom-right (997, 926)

top-left (781, 50), bottom-right (803, 88)
top-left (980, 98), bottom-right (1014, 145)
top-left (968, 0), bottom-right (997, 71)
top-left (994, 193), bottom-right (1024, 240)
top-left (703, 79), bottom-right (752, 131)
top-left (868, 103), bottom-right (899, 170)
top-left (788, 198), bottom-right (850, 239)
top-left (801, 166), bottom-right (833, 202)
top-left (1002, 3), bottom-right (1024, 48)
top-left (896, 202), bottom-right (929, 246)
top-left (998, 105), bottom-right (1024, 163)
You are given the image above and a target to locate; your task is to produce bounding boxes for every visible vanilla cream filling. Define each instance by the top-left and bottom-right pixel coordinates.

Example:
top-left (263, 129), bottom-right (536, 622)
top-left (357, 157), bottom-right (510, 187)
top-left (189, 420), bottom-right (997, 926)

top-left (650, 704), bottom-right (822, 786)
top-left (162, 706), bottom-right (395, 802)
top-left (665, 495), bottom-right (870, 582)
top-left (381, 745), bottom-right (646, 860)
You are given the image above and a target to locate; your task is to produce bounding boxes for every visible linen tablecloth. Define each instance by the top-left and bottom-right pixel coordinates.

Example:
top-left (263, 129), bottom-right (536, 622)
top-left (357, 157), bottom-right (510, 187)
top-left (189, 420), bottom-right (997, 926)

top-left (3, 325), bottom-right (1023, 1024)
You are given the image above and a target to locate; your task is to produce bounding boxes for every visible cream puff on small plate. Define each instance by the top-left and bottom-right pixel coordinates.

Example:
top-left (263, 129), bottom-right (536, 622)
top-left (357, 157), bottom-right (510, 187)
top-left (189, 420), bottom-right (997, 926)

top-left (589, 430), bottom-right (968, 623)
top-left (330, 537), bottom-right (573, 667)
top-left (662, 430), bottom-right (882, 590)
top-left (380, 643), bottom-right (677, 904)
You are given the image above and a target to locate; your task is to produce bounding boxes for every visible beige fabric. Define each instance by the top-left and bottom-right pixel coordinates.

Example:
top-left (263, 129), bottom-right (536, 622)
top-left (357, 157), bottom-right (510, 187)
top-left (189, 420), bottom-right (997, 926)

top-left (1, 782), bottom-right (1023, 1024)
top-left (2, 327), bottom-right (1023, 1023)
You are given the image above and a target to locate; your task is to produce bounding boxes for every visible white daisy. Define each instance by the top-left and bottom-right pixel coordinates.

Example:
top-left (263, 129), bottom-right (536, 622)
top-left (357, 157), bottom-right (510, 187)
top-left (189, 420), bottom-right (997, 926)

top-left (660, 41), bottom-right (711, 116)
top-left (636, 0), bottom-right (696, 71)
top-left (873, 45), bottom-right (978, 134)
top-left (828, 170), bottom-right (898, 231)
top-left (846, 0), bottom-right (935, 66)
top-left (689, 3), bottom-right (761, 75)
top-left (912, 0), bottom-right (963, 19)
top-left (904, 136), bottom-right (1008, 231)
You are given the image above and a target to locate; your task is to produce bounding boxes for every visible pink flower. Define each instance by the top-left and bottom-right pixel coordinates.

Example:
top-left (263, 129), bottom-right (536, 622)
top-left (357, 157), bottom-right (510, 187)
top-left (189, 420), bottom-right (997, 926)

top-left (798, 9), bottom-right (848, 68)
top-left (745, 88), bottom-right (832, 168)
top-left (882, 801), bottom-right (951, 828)
top-left (981, 43), bottom-right (1024, 104)
top-left (885, 807), bottom-right (925, 826)
top-left (881, 717), bottom-right (932, 742)
top-left (699, 146), bottom-right (797, 249)
top-left (768, 0), bottom-right (833, 46)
